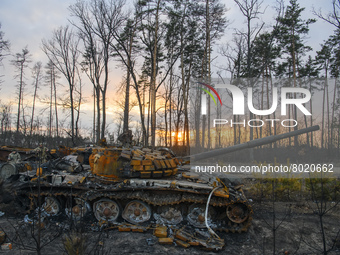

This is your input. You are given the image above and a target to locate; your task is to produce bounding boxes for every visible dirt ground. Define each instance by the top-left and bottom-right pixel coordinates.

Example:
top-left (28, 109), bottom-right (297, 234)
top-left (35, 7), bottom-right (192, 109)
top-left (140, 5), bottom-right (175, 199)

top-left (0, 180), bottom-right (339, 255)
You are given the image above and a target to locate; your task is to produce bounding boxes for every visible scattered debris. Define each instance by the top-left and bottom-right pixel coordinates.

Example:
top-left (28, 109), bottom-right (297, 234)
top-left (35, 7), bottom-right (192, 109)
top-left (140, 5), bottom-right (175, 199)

top-left (23, 214), bottom-right (33, 224)
top-left (146, 237), bottom-right (157, 246)
top-left (0, 231), bottom-right (5, 244)
top-left (158, 237), bottom-right (174, 245)
top-left (153, 225), bottom-right (168, 238)
top-left (175, 239), bottom-right (190, 248)
top-left (1, 243), bottom-right (12, 250)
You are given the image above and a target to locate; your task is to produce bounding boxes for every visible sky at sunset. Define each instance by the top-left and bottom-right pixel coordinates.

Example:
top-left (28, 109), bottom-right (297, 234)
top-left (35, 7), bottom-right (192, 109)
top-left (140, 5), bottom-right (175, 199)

top-left (0, 0), bottom-right (336, 134)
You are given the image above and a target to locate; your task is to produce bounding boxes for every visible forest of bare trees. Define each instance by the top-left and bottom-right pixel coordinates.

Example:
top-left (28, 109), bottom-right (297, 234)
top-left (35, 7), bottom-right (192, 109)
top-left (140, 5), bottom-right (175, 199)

top-left (0, 0), bottom-right (340, 156)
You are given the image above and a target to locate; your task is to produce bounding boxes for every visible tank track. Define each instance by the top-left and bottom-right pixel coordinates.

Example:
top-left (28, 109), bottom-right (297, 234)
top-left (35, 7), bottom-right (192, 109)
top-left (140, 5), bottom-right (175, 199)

top-left (25, 186), bottom-right (253, 233)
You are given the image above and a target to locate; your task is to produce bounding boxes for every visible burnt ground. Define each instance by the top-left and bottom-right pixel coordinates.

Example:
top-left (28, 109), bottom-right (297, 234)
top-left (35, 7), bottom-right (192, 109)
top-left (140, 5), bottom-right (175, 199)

top-left (0, 181), bottom-right (339, 255)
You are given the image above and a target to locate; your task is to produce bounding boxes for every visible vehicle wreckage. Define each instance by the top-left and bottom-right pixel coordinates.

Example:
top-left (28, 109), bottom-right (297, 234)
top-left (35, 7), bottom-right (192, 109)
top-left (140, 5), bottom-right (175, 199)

top-left (0, 125), bottom-right (319, 250)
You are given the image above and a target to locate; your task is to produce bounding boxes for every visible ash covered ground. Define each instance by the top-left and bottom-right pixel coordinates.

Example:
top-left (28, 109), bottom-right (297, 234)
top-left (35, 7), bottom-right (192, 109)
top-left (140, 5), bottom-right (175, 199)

top-left (0, 178), bottom-right (339, 255)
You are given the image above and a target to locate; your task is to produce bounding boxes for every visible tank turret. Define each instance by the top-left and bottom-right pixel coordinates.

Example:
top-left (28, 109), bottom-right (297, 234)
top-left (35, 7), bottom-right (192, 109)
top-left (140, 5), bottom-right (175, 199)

top-left (89, 125), bottom-right (320, 179)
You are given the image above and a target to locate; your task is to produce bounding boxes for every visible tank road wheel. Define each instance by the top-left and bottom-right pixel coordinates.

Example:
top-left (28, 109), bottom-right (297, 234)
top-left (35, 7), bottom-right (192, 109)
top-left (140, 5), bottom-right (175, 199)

top-left (65, 198), bottom-right (91, 220)
top-left (155, 206), bottom-right (183, 225)
top-left (187, 204), bottom-right (215, 228)
top-left (226, 203), bottom-right (249, 224)
top-left (93, 199), bottom-right (120, 222)
top-left (41, 197), bottom-right (62, 216)
top-left (122, 200), bottom-right (151, 224)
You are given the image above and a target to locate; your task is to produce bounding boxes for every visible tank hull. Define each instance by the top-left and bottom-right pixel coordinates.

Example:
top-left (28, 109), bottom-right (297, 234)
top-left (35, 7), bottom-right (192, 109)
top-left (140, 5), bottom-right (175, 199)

top-left (13, 172), bottom-right (252, 235)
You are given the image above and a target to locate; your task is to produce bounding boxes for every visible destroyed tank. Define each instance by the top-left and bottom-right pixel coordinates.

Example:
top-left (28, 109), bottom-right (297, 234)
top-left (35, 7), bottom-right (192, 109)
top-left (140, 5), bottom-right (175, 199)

top-left (3, 126), bottom-right (319, 249)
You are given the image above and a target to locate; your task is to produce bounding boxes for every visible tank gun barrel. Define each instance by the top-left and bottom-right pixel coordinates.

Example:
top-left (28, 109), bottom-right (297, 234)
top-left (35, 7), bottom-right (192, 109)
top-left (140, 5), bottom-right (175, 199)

top-left (189, 125), bottom-right (320, 162)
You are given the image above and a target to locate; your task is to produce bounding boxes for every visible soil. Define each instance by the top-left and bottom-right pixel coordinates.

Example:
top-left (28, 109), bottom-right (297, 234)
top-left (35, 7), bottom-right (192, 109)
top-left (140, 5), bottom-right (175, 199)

top-left (0, 180), bottom-right (339, 255)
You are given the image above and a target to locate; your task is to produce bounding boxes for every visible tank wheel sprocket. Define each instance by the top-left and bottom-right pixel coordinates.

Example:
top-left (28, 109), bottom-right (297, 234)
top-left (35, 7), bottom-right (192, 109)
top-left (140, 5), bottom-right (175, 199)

top-left (122, 200), bottom-right (151, 224)
top-left (155, 205), bottom-right (183, 225)
top-left (93, 199), bottom-right (120, 222)
top-left (41, 196), bottom-right (62, 216)
top-left (187, 204), bottom-right (215, 228)
top-left (66, 198), bottom-right (91, 220)
top-left (226, 203), bottom-right (249, 223)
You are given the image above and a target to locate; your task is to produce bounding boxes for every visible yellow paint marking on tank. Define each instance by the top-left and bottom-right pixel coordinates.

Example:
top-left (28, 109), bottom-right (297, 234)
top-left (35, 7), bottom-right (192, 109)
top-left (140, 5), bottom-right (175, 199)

top-left (152, 171), bottom-right (163, 178)
top-left (92, 150), bottom-right (122, 176)
top-left (142, 159), bottom-right (153, 165)
top-left (213, 188), bottom-right (229, 198)
top-left (163, 170), bottom-right (173, 177)
top-left (169, 159), bottom-right (177, 168)
top-left (164, 160), bottom-right (172, 168)
top-left (216, 177), bottom-right (231, 193)
top-left (170, 181), bottom-right (177, 188)
top-left (159, 160), bottom-right (167, 169)
top-left (131, 160), bottom-right (142, 166)
top-left (182, 172), bottom-right (200, 179)
top-left (153, 160), bottom-right (162, 169)
top-left (133, 165), bottom-right (143, 171)
top-left (144, 165), bottom-right (155, 171)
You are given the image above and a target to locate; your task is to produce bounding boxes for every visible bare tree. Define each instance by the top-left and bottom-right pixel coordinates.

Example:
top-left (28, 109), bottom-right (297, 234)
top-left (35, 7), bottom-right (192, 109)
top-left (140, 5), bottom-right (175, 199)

top-left (45, 60), bottom-right (60, 138)
top-left (113, 88), bottom-right (138, 143)
top-left (262, 179), bottom-right (292, 254)
top-left (168, 0), bottom-right (202, 152)
top-left (42, 26), bottom-right (81, 146)
top-left (110, 3), bottom-right (149, 146)
top-left (305, 175), bottom-right (340, 254)
top-left (0, 21), bottom-right (10, 91)
top-left (233, 0), bottom-right (265, 158)
top-left (30, 62), bottom-right (42, 139)
top-left (219, 35), bottom-right (246, 145)
top-left (0, 22), bottom-right (10, 66)
top-left (313, 0), bottom-right (340, 30)
top-left (70, 0), bottom-right (125, 142)
top-left (74, 73), bottom-right (83, 143)
top-left (11, 47), bottom-right (31, 134)
top-left (0, 102), bottom-right (11, 136)
top-left (120, 19), bottom-right (138, 135)
top-left (137, 0), bottom-right (164, 148)
top-left (70, 0), bottom-right (104, 144)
